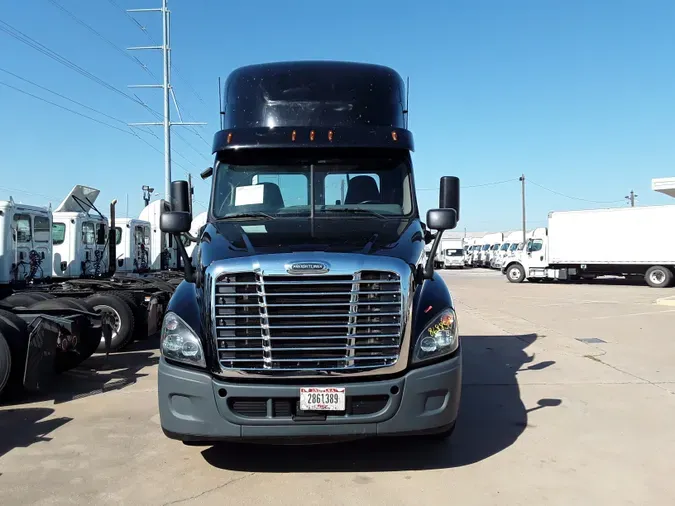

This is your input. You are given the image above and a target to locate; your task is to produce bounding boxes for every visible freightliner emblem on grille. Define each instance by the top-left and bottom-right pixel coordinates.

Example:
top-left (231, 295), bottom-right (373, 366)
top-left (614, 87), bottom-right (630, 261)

top-left (285, 261), bottom-right (330, 274)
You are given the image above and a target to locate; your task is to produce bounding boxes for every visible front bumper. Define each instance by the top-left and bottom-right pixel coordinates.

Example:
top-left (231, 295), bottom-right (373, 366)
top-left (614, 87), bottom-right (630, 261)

top-left (158, 353), bottom-right (462, 442)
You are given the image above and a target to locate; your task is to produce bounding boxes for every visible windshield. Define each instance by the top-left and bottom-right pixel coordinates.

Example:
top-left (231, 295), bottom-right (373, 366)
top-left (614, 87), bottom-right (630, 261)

top-left (500, 243), bottom-right (510, 251)
top-left (510, 243), bottom-right (519, 251)
top-left (517, 242), bottom-right (525, 250)
top-left (212, 150), bottom-right (414, 220)
top-left (481, 244), bottom-right (490, 251)
top-left (491, 244), bottom-right (500, 250)
top-left (446, 249), bottom-right (463, 256)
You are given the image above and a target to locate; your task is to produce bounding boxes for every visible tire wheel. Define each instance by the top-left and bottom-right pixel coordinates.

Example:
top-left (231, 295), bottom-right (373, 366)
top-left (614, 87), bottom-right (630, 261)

top-left (0, 332), bottom-right (11, 396)
top-left (27, 297), bottom-right (100, 373)
top-left (85, 293), bottom-right (135, 353)
top-left (109, 291), bottom-right (146, 340)
top-left (506, 264), bottom-right (525, 283)
top-left (0, 308), bottom-right (29, 395)
top-left (645, 266), bottom-right (673, 288)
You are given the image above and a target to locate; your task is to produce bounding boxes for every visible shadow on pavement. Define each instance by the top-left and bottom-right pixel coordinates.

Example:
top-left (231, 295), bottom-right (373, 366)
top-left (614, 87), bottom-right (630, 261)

top-left (0, 407), bottom-right (72, 458)
top-left (201, 332), bottom-right (561, 472)
top-left (2, 341), bottom-right (158, 407)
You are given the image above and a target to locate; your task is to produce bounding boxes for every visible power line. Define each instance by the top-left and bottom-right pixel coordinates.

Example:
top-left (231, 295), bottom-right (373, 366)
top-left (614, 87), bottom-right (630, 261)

top-left (44, 0), bottom-right (160, 82)
top-left (0, 18), bottom-right (160, 116)
top-left (0, 68), bottom-right (202, 172)
top-left (0, 78), bottom-right (201, 178)
top-left (527, 179), bottom-right (625, 204)
top-left (106, 0), bottom-right (207, 105)
top-left (0, 67), bottom-right (128, 126)
top-left (0, 79), bottom-right (135, 135)
top-left (417, 178), bottom-right (518, 191)
top-left (0, 185), bottom-right (60, 202)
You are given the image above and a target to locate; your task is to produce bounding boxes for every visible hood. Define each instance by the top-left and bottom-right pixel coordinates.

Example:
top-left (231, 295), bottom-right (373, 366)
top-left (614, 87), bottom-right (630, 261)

top-left (198, 217), bottom-right (425, 268)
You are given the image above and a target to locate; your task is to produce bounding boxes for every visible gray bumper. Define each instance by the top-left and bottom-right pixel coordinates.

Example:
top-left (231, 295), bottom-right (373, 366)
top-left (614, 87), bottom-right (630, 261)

top-left (158, 353), bottom-right (462, 442)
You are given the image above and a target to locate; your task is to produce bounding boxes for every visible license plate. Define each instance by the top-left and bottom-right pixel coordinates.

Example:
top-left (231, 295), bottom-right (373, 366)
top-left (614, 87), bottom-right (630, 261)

top-left (299, 387), bottom-right (346, 411)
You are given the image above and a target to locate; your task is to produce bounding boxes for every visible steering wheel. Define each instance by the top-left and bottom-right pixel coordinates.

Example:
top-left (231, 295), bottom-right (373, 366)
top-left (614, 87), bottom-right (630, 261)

top-left (357, 200), bottom-right (380, 205)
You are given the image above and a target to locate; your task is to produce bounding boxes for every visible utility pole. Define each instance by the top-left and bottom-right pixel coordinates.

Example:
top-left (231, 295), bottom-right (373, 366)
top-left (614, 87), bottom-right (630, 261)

top-left (142, 185), bottom-right (155, 207)
top-left (127, 1), bottom-right (206, 202)
top-left (519, 174), bottom-right (526, 243)
top-left (625, 190), bottom-right (637, 207)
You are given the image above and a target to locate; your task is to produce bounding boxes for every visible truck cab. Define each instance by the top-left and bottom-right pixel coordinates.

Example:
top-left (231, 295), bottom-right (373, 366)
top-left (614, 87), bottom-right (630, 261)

top-left (0, 198), bottom-right (53, 285)
top-left (52, 185), bottom-right (110, 278)
top-left (157, 61), bottom-right (462, 444)
top-left (139, 200), bottom-right (181, 271)
top-left (442, 238), bottom-right (465, 269)
top-left (114, 218), bottom-right (152, 273)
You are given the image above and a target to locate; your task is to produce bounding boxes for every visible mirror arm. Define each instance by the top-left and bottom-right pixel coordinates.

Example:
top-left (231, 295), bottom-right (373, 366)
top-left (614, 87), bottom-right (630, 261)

top-left (182, 232), bottom-right (198, 243)
top-left (424, 231), bottom-right (444, 279)
top-left (173, 234), bottom-right (195, 283)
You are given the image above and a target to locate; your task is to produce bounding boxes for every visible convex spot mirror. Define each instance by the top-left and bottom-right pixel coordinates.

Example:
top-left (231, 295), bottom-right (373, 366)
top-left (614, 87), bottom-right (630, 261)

top-left (160, 212), bottom-right (191, 234)
top-left (426, 209), bottom-right (458, 231)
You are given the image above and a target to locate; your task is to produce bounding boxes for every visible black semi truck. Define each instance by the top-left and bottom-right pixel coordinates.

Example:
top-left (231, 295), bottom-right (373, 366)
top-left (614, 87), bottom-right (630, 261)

top-left (157, 60), bottom-right (462, 443)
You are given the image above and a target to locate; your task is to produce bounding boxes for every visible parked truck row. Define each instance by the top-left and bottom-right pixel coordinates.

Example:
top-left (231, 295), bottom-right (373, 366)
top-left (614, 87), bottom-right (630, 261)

top-left (437, 205), bottom-right (675, 289)
top-left (0, 184), bottom-right (208, 399)
top-left (502, 205), bottom-right (675, 288)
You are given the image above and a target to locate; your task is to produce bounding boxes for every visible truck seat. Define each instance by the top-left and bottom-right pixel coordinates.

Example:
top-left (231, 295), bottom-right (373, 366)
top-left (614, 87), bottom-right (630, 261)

top-left (344, 176), bottom-right (381, 204)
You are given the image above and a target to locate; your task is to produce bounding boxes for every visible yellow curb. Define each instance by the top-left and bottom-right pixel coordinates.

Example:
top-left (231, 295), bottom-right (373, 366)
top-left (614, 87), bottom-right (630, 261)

top-left (655, 296), bottom-right (675, 307)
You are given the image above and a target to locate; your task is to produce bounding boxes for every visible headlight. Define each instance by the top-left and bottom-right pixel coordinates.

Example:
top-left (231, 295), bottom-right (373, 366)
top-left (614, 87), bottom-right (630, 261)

top-left (412, 308), bottom-right (459, 363)
top-left (160, 312), bottom-right (206, 368)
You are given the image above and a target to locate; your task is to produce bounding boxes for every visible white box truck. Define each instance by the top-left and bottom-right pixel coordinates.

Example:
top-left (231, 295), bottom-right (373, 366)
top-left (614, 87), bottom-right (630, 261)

top-left (441, 238), bottom-right (465, 269)
top-left (502, 206), bottom-right (675, 288)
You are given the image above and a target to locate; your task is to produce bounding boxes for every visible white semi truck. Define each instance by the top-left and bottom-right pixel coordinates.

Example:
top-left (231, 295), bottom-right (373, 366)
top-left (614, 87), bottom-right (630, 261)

top-left (502, 206), bottom-right (675, 288)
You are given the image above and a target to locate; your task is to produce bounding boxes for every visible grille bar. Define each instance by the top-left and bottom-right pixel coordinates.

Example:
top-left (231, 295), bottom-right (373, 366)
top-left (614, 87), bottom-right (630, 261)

top-left (214, 269), bottom-right (403, 373)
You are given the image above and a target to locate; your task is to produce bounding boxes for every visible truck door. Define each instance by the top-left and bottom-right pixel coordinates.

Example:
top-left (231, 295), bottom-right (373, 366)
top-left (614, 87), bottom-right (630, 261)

top-left (525, 238), bottom-right (547, 269)
top-left (32, 215), bottom-right (51, 278)
top-left (81, 221), bottom-right (96, 275)
top-left (11, 213), bottom-right (33, 280)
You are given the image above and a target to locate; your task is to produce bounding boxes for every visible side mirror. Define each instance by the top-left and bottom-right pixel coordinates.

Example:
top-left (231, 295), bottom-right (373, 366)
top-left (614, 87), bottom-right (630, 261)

top-left (160, 212), bottom-right (192, 234)
top-left (439, 176), bottom-right (460, 221)
top-left (426, 209), bottom-right (458, 231)
top-left (170, 180), bottom-right (192, 216)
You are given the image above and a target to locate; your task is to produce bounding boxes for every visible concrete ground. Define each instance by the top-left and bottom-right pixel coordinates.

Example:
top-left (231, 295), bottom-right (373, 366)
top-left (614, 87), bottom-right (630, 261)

top-left (1, 269), bottom-right (674, 505)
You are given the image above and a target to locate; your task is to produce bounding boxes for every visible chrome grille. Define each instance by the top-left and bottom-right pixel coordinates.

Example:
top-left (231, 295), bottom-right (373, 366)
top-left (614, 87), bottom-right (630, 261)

top-left (214, 270), bottom-right (403, 372)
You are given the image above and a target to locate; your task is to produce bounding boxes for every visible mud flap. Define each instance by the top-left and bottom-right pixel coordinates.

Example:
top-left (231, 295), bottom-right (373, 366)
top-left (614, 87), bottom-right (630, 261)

top-left (23, 319), bottom-right (60, 392)
top-left (147, 297), bottom-right (161, 336)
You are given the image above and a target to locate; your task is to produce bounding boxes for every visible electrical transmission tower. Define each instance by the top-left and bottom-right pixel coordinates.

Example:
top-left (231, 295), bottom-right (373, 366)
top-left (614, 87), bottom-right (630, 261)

top-left (127, 0), bottom-right (206, 202)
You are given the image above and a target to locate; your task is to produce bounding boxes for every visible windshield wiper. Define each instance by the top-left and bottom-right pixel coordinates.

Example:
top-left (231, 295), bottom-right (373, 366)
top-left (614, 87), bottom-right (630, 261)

top-left (218, 212), bottom-right (276, 220)
top-left (324, 208), bottom-right (388, 219)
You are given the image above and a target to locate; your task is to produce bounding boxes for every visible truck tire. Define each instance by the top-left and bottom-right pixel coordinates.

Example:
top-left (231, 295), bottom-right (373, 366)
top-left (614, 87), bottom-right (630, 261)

top-left (0, 333), bottom-right (10, 395)
top-left (506, 264), bottom-right (525, 283)
top-left (85, 293), bottom-right (135, 353)
top-left (108, 291), bottom-right (146, 340)
top-left (0, 309), bottom-right (29, 394)
top-left (27, 298), bottom-right (101, 373)
top-left (645, 266), bottom-right (673, 288)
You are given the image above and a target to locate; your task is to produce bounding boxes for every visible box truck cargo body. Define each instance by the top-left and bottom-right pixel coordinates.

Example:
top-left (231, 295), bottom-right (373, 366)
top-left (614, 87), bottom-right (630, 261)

top-left (502, 206), bottom-right (675, 288)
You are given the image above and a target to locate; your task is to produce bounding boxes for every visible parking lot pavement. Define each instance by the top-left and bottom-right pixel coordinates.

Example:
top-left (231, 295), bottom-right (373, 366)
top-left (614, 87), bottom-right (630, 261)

top-left (1, 269), bottom-right (674, 505)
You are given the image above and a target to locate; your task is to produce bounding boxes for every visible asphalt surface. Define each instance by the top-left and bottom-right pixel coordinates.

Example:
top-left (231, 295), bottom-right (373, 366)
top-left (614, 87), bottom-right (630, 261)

top-left (1, 269), bottom-right (674, 505)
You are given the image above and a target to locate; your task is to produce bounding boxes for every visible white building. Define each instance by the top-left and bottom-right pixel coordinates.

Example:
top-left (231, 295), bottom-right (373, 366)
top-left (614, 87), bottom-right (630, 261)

top-left (652, 178), bottom-right (675, 198)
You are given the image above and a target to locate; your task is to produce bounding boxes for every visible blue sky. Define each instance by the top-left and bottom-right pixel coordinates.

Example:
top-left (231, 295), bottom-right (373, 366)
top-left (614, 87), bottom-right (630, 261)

top-left (1, 0), bottom-right (674, 232)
